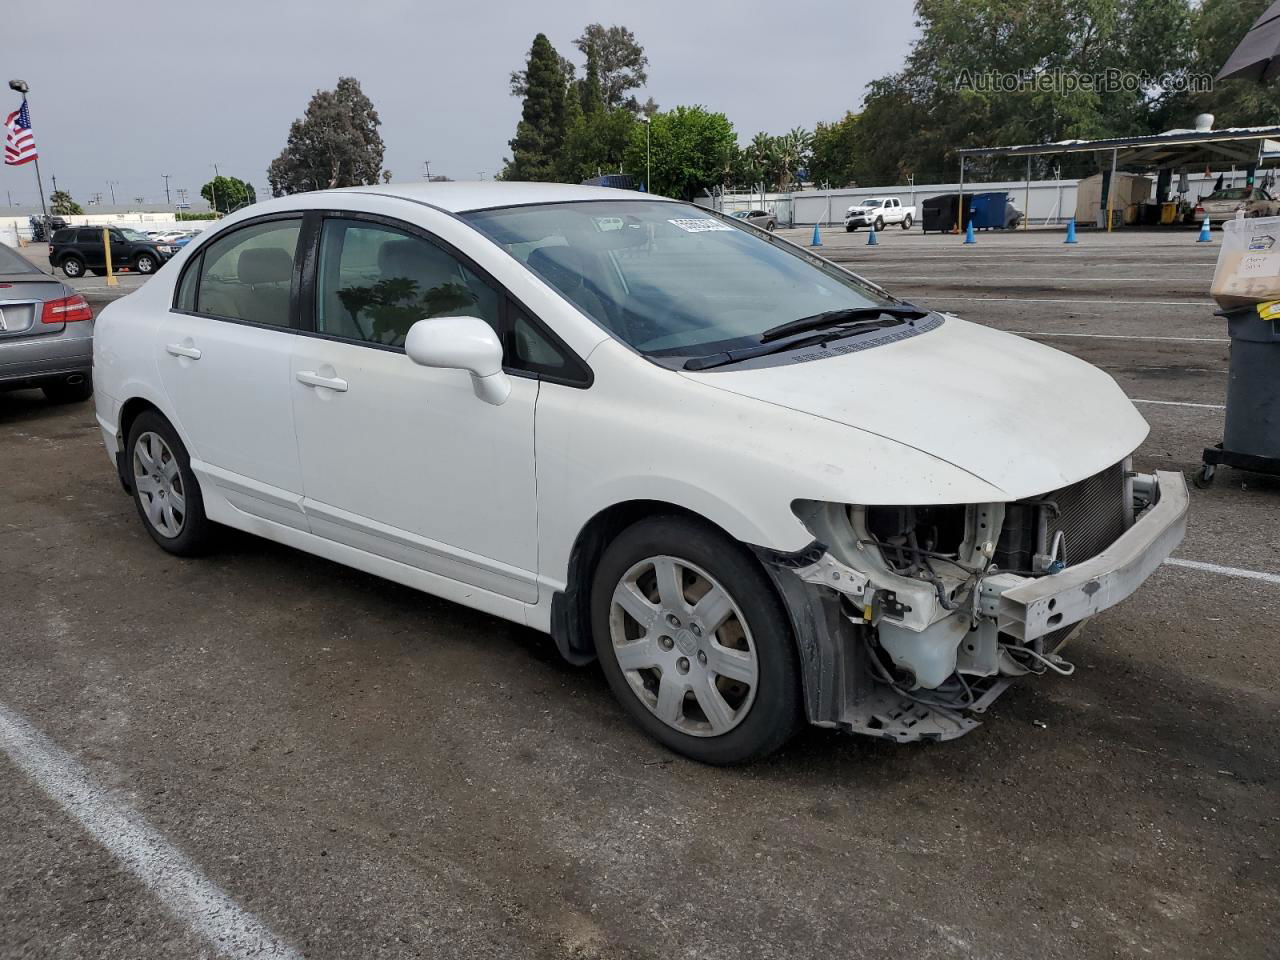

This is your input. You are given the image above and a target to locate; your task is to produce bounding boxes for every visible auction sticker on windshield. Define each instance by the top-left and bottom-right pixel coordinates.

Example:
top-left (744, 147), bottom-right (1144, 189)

top-left (668, 218), bottom-right (733, 233)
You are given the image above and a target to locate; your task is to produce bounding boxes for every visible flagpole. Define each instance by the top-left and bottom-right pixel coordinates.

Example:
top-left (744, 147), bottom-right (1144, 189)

top-left (22, 94), bottom-right (51, 238)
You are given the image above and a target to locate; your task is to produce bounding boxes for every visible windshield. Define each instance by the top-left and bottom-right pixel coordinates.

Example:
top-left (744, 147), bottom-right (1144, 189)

top-left (119, 228), bottom-right (149, 241)
top-left (463, 200), bottom-right (896, 357)
top-left (860, 199), bottom-right (883, 208)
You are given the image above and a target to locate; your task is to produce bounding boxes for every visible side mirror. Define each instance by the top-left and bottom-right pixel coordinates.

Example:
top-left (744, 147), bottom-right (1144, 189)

top-left (404, 315), bottom-right (510, 405)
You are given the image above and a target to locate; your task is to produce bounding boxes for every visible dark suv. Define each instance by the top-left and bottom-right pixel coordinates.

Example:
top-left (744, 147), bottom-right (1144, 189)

top-left (49, 226), bottom-right (176, 279)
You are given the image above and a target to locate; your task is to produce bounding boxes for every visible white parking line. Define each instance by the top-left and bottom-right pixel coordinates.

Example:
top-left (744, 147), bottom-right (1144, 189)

top-left (915, 295), bottom-right (1216, 307)
top-left (0, 701), bottom-right (301, 960)
top-left (1131, 398), bottom-right (1225, 409)
top-left (1165, 558), bottom-right (1280, 585)
top-left (1007, 331), bottom-right (1229, 343)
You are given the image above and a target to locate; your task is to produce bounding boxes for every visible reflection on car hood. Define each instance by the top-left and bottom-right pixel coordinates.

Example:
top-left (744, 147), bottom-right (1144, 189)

top-left (680, 314), bottom-right (1148, 499)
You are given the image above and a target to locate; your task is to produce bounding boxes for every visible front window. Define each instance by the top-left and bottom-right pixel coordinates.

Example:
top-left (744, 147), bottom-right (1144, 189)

top-left (462, 200), bottom-right (897, 359)
top-left (315, 218), bottom-right (498, 347)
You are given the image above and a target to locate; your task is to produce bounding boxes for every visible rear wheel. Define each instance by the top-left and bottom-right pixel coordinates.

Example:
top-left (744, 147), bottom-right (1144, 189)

top-left (125, 411), bottom-right (215, 556)
top-left (591, 515), bottom-right (803, 764)
top-left (902, 214), bottom-right (913, 230)
top-left (61, 255), bottom-right (85, 278)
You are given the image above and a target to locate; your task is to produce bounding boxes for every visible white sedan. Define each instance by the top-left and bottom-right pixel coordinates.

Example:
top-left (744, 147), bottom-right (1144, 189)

top-left (92, 182), bottom-right (1188, 764)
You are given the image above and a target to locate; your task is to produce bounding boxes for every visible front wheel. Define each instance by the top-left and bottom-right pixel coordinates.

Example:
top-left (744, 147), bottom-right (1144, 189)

top-left (846, 225), bottom-right (856, 232)
top-left (873, 216), bottom-right (885, 232)
top-left (125, 411), bottom-right (216, 556)
top-left (902, 214), bottom-right (913, 230)
top-left (591, 515), bottom-right (803, 764)
top-left (134, 253), bottom-right (157, 274)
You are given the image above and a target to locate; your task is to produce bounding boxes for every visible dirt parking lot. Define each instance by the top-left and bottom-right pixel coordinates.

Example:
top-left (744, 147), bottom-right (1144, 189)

top-left (1, 226), bottom-right (1276, 959)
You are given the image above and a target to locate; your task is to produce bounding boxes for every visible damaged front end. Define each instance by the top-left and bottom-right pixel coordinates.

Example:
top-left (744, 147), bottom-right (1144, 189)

top-left (758, 461), bottom-right (1189, 743)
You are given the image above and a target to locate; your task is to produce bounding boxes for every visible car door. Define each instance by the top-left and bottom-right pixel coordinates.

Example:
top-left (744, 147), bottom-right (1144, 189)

top-left (79, 228), bottom-right (105, 269)
top-left (158, 215), bottom-right (309, 530)
top-left (290, 213), bottom-right (541, 603)
top-left (108, 230), bottom-right (132, 271)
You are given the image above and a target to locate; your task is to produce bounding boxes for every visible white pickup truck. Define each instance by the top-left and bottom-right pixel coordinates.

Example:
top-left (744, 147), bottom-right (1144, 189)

top-left (845, 197), bottom-right (915, 232)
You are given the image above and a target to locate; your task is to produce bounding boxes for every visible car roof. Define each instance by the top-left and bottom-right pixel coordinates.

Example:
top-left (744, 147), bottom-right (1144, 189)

top-left (332, 180), bottom-right (668, 213)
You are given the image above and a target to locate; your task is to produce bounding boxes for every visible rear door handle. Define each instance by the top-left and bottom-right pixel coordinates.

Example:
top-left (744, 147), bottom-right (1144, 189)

top-left (165, 343), bottom-right (201, 360)
top-left (296, 370), bottom-right (348, 392)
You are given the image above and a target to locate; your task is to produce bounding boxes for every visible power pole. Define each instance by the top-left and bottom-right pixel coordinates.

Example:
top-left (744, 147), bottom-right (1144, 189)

top-left (162, 174), bottom-right (171, 205)
top-left (423, 160), bottom-right (431, 180)
top-left (51, 174), bottom-right (58, 194)
top-left (107, 180), bottom-right (117, 205)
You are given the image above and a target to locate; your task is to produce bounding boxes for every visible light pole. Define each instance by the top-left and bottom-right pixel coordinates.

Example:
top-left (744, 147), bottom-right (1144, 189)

top-left (8, 79), bottom-right (51, 238)
top-left (106, 180), bottom-right (118, 205)
top-left (162, 173), bottom-right (171, 206)
top-left (640, 115), bottom-right (651, 193)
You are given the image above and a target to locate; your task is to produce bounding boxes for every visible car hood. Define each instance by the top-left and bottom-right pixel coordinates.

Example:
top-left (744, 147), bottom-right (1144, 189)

top-left (679, 314), bottom-right (1148, 500)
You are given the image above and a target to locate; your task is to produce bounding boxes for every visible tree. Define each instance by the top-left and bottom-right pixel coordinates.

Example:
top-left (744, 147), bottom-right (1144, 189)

top-left (268, 77), bottom-right (385, 196)
top-left (49, 190), bottom-right (83, 215)
top-left (1177, 0), bottom-right (1280, 126)
top-left (560, 107), bottom-right (637, 183)
top-left (200, 175), bottom-right (256, 213)
top-left (502, 34), bottom-right (570, 181)
top-left (574, 24), bottom-right (650, 112)
top-left (809, 113), bottom-right (861, 187)
top-left (849, 0), bottom-right (1197, 185)
top-left (774, 127), bottom-right (813, 190)
top-left (623, 105), bottom-right (736, 199)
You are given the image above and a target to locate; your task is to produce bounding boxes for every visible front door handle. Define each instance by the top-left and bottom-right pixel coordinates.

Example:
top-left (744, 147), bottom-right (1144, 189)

top-left (165, 343), bottom-right (201, 360)
top-left (296, 370), bottom-right (348, 392)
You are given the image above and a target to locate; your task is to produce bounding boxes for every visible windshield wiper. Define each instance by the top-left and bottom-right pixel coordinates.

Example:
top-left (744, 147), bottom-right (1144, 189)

top-left (682, 310), bottom-right (931, 371)
top-left (759, 306), bottom-right (927, 342)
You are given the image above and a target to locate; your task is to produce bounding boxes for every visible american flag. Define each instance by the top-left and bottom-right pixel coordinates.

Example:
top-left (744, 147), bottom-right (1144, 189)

top-left (4, 102), bottom-right (37, 166)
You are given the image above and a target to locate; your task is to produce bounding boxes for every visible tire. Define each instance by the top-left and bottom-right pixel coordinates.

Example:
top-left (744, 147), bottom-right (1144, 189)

top-left (590, 515), bottom-right (803, 764)
top-left (124, 411), bottom-right (216, 556)
top-left (42, 378), bottom-right (92, 404)
top-left (874, 216), bottom-right (885, 232)
top-left (134, 253), bottom-right (157, 275)
top-left (61, 255), bottom-right (85, 279)
top-left (902, 214), bottom-right (913, 230)
top-left (846, 225), bottom-right (856, 232)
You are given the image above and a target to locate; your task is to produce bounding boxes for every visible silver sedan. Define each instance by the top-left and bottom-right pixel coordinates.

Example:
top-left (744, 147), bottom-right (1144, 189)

top-left (0, 242), bottom-right (94, 403)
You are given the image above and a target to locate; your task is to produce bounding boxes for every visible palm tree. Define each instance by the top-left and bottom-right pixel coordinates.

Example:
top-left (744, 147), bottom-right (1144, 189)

top-left (774, 127), bottom-right (814, 191)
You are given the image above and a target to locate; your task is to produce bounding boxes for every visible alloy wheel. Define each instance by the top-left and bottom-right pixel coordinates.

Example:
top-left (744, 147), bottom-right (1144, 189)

top-left (608, 555), bottom-right (759, 737)
top-left (132, 431), bottom-right (186, 538)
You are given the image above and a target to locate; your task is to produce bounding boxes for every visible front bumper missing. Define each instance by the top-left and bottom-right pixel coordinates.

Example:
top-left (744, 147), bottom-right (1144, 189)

top-left (977, 470), bottom-right (1188, 642)
top-left (762, 470), bottom-right (1189, 744)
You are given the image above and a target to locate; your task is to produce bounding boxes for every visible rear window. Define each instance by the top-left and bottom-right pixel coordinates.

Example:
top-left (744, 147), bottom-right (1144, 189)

top-left (51, 229), bottom-right (75, 244)
top-left (0, 243), bottom-right (40, 274)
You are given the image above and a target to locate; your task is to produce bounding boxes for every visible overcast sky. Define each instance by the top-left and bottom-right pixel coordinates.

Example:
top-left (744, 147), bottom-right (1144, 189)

top-left (4, 0), bottom-right (917, 207)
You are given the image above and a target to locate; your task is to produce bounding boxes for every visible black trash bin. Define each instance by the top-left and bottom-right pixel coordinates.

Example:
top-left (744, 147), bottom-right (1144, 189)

top-left (1199, 304), bottom-right (1280, 485)
top-left (922, 194), bottom-right (974, 234)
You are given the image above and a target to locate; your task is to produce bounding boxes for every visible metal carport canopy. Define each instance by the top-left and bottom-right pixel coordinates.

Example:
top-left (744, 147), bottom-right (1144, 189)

top-left (956, 126), bottom-right (1280, 168)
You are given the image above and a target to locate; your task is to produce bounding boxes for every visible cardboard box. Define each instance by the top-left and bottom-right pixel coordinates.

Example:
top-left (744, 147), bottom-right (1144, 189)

top-left (1212, 215), bottom-right (1280, 309)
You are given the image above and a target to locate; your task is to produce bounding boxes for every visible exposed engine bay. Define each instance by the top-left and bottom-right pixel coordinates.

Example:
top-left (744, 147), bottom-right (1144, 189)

top-left (773, 458), bottom-right (1185, 743)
